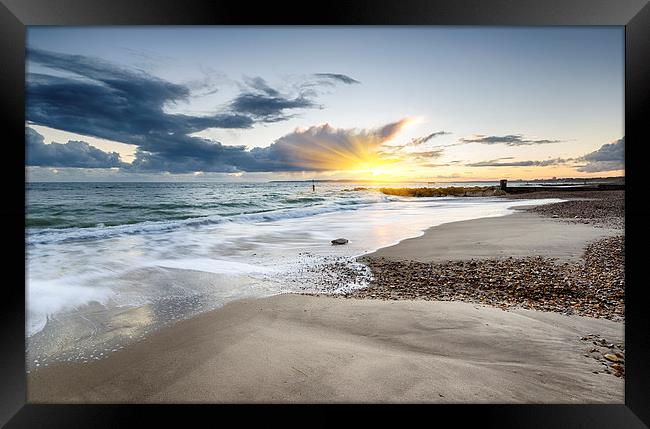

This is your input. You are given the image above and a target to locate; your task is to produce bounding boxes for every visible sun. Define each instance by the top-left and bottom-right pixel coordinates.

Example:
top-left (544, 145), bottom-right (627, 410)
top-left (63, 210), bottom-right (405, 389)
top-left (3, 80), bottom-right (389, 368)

top-left (370, 165), bottom-right (397, 177)
top-left (340, 159), bottom-right (407, 181)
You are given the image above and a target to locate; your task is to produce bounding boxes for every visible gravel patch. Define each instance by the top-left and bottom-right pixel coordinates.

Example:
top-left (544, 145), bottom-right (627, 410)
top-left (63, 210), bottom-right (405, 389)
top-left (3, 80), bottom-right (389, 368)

top-left (507, 190), bottom-right (624, 229)
top-left (339, 235), bottom-right (624, 321)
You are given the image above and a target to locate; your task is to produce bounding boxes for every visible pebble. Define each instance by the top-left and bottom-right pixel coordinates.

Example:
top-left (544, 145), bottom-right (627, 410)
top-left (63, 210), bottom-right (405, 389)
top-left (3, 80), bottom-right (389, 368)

top-left (508, 190), bottom-right (624, 230)
top-left (345, 235), bottom-right (624, 321)
top-left (604, 353), bottom-right (622, 362)
top-left (580, 334), bottom-right (625, 378)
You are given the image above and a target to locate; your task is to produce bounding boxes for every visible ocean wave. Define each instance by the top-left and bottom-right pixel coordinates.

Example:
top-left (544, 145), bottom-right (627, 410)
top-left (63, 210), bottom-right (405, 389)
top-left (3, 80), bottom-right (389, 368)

top-left (26, 197), bottom-right (379, 246)
top-left (281, 197), bottom-right (326, 204)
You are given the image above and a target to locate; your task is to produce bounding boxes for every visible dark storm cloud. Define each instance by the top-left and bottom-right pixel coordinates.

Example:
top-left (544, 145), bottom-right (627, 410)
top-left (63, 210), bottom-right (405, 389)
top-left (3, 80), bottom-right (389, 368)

top-left (460, 134), bottom-right (562, 146)
top-left (27, 49), bottom-right (254, 149)
top-left (576, 137), bottom-right (624, 172)
top-left (26, 49), bottom-right (362, 173)
top-left (228, 76), bottom-right (329, 122)
top-left (313, 73), bottom-right (361, 85)
top-left (123, 132), bottom-right (296, 173)
top-left (26, 128), bottom-right (125, 168)
top-left (229, 92), bottom-right (316, 121)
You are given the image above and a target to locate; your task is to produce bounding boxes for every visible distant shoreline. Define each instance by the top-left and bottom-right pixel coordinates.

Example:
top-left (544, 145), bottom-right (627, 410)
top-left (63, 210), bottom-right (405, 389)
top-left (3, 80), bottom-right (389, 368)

top-left (25, 176), bottom-right (624, 185)
top-left (269, 176), bottom-right (624, 184)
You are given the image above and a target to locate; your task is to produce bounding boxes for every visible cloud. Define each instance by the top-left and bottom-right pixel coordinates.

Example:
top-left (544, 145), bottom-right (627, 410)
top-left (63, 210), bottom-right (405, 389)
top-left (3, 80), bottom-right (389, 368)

top-left (125, 138), bottom-right (262, 173)
top-left (407, 131), bottom-right (451, 147)
top-left (230, 74), bottom-right (363, 122)
top-left (27, 118), bottom-right (407, 174)
top-left (372, 130), bottom-right (450, 166)
top-left (385, 131), bottom-right (450, 151)
top-left (313, 73), bottom-right (361, 85)
top-left (26, 49), bottom-right (361, 173)
top-left (460, 134), bottom-right (562, 146)
top-left (229, 77), bottom-right (318, 122)
top-left (228, 75), bottom-right (362, 122)
top-left (576, 137), bottom-right (624, 172)
top-left (420, 162), bottom-right (459, 168)
top-left (27, 128), bottom-right (125, 168)
top-left (462, 137), bottom-right (624, 172)
top-left (405, 149), bottom-right (445, 162)
top-left (26, 119), bottom-right (411, 173)
top-left (251, 119), bottom-right (411, 171)
top-left (466, 157), bottom-right (568, 167)
top-left (27, 49), bottom-right (253, 147)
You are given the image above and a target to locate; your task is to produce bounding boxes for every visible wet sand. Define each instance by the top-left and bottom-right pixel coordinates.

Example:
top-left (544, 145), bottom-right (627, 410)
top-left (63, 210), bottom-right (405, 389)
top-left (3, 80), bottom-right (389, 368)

top-left (28, 293), bottom-right (623, 403)
top-left (365, 211), bottom-right (618, 263)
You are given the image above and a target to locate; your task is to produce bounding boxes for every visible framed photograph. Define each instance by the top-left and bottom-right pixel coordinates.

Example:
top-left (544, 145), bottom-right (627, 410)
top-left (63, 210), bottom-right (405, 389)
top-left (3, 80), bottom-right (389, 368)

top-left (1, 0), bottom-right (649, 426)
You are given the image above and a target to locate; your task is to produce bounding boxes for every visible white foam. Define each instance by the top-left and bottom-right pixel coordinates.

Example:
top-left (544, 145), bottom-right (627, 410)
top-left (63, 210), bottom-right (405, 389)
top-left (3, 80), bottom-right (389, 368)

top-left (27, 274), bottom-right (115, 336)
top-left (148, 258), bottom-right (275, 275)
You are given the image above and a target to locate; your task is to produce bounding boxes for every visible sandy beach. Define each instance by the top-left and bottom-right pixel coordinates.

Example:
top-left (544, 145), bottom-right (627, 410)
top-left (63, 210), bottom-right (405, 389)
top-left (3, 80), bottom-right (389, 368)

top-left (27, 192), bottom-right (625, 403)
top-left (365, 211), bottom-right (617, 263)
top-left (28, 294), bottom-right (623, 403)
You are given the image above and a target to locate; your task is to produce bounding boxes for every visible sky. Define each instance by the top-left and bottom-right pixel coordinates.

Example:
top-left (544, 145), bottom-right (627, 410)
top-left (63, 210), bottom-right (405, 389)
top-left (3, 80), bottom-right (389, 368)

top-left (25, 26), bottom-right (625, 182)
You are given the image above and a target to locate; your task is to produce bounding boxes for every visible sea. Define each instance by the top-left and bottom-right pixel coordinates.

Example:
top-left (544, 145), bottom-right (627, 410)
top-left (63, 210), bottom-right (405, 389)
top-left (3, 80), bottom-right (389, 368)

top-left (26, 181), bottom-right (561, 370)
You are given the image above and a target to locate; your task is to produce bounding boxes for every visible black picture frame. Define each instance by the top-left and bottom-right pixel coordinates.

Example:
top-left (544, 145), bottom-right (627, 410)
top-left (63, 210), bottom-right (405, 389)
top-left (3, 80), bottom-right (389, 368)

top-left (1, 0), bottom-right (649, 426)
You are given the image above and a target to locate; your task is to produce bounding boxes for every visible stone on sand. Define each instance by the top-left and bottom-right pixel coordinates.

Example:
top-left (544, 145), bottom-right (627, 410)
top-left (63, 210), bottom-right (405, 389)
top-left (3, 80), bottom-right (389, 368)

top-left (331, 238), bottom-right (349, 245)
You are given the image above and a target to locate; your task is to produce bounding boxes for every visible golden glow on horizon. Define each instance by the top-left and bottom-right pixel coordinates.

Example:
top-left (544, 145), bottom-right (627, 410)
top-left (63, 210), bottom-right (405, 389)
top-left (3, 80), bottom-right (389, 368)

top-left (279, 118), bottom-right (412, 172)
top-left (276, 117), bottom-right (624, 182)
top-left (29, 119), bottom-right (624, 182)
